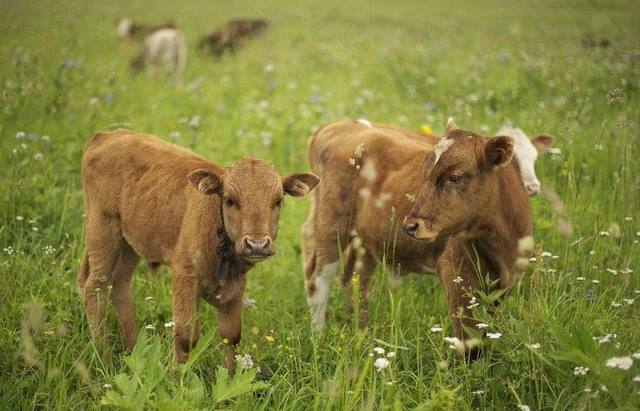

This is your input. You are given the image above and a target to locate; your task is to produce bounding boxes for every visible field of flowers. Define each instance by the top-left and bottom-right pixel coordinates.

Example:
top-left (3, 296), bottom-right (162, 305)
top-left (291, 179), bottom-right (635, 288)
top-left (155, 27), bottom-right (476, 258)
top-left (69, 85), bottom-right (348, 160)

top-left (1, 0), bottom-right (639, 409)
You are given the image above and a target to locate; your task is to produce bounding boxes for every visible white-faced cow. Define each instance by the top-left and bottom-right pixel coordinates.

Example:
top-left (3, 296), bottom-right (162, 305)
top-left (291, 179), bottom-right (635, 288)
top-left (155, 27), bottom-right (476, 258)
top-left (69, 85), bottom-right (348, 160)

top-left (302, 118), bottom-right (534, 354)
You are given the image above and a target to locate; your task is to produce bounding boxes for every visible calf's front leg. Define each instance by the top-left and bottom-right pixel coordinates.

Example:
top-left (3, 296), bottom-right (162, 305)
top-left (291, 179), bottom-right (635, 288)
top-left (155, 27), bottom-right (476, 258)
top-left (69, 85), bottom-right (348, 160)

top-left (171, 268), bottom-right (200, 363)
top-left (218, 296), bottom-right (243, 373)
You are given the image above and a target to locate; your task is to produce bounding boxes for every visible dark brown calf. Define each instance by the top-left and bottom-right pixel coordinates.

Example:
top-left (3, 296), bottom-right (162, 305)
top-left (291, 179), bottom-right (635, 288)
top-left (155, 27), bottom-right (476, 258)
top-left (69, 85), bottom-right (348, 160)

top-left (79, 130), bottom-right (318, 370)
top-left (199, 19), bottom-right (269, 56)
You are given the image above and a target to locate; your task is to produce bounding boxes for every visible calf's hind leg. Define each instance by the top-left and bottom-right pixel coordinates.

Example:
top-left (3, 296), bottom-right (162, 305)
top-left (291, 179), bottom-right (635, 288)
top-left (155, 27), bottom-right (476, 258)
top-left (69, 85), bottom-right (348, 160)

top-left (110, 243), bottom-right (141, 350)
top-left (82, 213), bottom-right (123, 348)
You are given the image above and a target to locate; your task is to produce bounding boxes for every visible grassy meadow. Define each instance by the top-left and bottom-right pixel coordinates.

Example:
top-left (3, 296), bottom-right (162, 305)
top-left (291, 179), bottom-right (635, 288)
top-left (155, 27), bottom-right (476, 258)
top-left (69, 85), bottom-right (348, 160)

top-left (1, 0), bottom-right (639, 409)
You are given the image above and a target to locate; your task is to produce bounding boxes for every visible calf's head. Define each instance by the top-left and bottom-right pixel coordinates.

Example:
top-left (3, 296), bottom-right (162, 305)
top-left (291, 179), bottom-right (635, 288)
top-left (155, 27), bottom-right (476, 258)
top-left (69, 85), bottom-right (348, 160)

top-left (188, 158), bottom-right (319, 262)
top-left (496, 126), bottom-right (553, 196)
top-left (403, 119), bottom-right (517, 242)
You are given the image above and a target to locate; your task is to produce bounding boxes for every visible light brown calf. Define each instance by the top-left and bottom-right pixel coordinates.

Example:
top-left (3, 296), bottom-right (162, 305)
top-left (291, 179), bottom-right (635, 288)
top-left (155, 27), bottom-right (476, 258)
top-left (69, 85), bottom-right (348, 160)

top-left (79, 130), bottom-right (318, 370)
top-left (302, 119), bottom-right (533, 349)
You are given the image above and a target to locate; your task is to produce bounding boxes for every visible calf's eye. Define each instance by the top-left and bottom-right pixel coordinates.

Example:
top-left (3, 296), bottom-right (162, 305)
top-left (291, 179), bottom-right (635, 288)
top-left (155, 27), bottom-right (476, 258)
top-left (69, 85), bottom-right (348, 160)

top-left (274, 198), bottom-right (284, 208)
top-left (448, 174), bottom-right (463, 184)
top-left (225, 198), bottom-right (235, 207)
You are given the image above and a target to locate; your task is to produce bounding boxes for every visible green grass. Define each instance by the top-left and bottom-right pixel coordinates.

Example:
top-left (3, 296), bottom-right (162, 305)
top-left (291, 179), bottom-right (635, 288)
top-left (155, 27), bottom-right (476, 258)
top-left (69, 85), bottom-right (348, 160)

top-left (1, 0), bottom-right (639, 409)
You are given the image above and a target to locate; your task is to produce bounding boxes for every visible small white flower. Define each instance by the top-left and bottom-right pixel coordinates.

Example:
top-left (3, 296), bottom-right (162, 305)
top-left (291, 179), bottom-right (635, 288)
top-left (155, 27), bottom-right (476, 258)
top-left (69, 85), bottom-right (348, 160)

top-left (164, 321), bottom-right (175, 328)
top-left (518, 405), bottom-right (530, 411)
top-left (467, 303), bottom-right (480, 310)
top-left (471, 390), bottom-right (484, 395)
top-left (633, 376), bottom-right (640, 383)
top-left (452, 276), bottom-right (463, 284)
top-left (592, 279), bottom-right (600, 284)
top-left (606, 356), bottom-right (633, 370)
top-left (606, 268), bottom-right (618, 275)
top-left (374, 357), bottom-right (390, 371)
top-left (552, 255), bottom-right (560, 259)
top-left (235, 353), bottom-right (254, 370)
top-left (600, 385), bottom-right (608, 392)
top-left (527, 343), bottom-right (541, 349)
top-left (632, 352), bottom-right (640, 360)
top-left (387, 351), bottom-right (396, 358)
top-left (611, 302), bottom-right (622, 308)
top-left (444, 336), bottom-right (464, 352)
top-left (15, 131), bottom-right (25, 139)
top-left (373, 347), bottom-right (385, 355)
top-left (574, 366), bottom-right (590, 375)
top-left (16, 215), bottom-right (24, 221)
top-left (103, 383), bottom-right (112, 389)
top-left (486, 332), bottom-right (502, 339)
top-left (145, 324), bottom-right (155, 330)
top-left (144, 296), bottom-right (154, 301)
top-left (541, 251), bottom-right (552, 257)
top-left (625, 216), bottom-right (633, 221)
top-left (529, 257), bottom-right (537, 262)
top-left (243, 297), bottom-right (257, 308)
top-left (42, 135), bottom-right (50, 142)
top-left (623, 299), bottom-right (634, 305)
top-left (595, 333), bottom-right (616, 344)
top-left (583, 388), bottom-right (592, 393)
top-left (599, 231), bottom-right (610, 236)
top-left (476, 323), bottom-right (489, 329)
top-left (576, 277), bottom-right (586, 281)
top-left (620, 268), bottom-right (633, 274)
top-left (430, 325), bottom-right (443, 333)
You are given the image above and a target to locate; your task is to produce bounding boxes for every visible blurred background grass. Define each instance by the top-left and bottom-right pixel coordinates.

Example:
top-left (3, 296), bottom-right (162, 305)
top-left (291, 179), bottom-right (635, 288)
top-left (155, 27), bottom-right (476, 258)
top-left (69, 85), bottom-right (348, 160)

top-left (1, 0), bottom-right (639, 409)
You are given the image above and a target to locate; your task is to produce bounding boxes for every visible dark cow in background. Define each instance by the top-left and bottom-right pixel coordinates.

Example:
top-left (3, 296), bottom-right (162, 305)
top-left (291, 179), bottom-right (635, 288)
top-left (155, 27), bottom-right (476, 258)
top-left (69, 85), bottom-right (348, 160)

top-left (199, 19), bottom-right (269, 56)
top-left (302, 118), bottom-right (534, 355)
top-left (79, 130), bottom-right (318, 371)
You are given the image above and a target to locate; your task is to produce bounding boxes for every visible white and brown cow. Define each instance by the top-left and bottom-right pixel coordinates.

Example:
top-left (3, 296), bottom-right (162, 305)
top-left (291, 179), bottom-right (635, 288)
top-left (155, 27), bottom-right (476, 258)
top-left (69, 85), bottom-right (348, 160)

top-left (79, 129), bottom-right (318, 371)
top-left (302, 118), bottom-right (534, 349)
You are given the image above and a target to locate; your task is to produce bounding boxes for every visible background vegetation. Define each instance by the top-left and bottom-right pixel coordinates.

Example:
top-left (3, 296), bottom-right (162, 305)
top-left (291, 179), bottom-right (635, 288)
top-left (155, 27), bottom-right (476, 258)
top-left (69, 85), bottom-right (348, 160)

top-left (1, 0), bottom-right (639, 409)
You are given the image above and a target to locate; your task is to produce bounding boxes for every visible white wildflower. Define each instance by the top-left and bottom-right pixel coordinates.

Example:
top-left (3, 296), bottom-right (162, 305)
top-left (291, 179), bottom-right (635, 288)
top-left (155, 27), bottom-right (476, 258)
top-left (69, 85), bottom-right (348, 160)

top-left (430, 325), bottom-right (443, 333)
top-left (374, 357), bottom-right (390, 371)
top-left (574, 366), bottom-right (590, 376)
top-left (243, 297), bottom-right (257, 308)
top-left (16, 131), bottom-right (25, 139)
top-left (527, 343), bottom-right (541, 349)
top-left (518, 405), bottom-right (530, 411)
top-left (611, 302), bottom-right (622, 308)
top-left (164, 321), bottom-right (175, 328)
top-left (529, 257), bottom-right (537, 262)
top-left (16, 216), bottom-right (24, 221)
top-left (632, 352), bottom-right (640, 360)
top-left (541, 251), bottom-right (552, 257)
top-left (145, 324), bottom-right (155, 330)
top-left (576, 277), bottom-right (586, 281)
top-left (452, 276), bottom-right (463, 284)
top-left (235, 353), bottom-right (254, 370)
top-left (144, 296), bottom-right (154, 301)
top-left (592, 279), bottom-right (600, 284)
top-left (387, 351), bottom-right (396, 358)
top-left (606, 356), bottom-right (633, 370)
top-left (103, 383), bottom-right (112, 389)
top-left (623, 299), bottom-right (634, 305)
top-left (595, 333), bottom-right (616, 344)
top-left (487, 332), bottom-right (502, 339)
top-left (633, 376), bottom-right (640, 383)
top-left (599, 231), bottom-right (610, 236)
top-left (373, 347), bottom-right (385, 355)
top-left (471, 390), bottom-right (484, 395)
top-left (606, 268), bottom-right (618, 275)
top-left (476, 323), bottom-right (489, 329)
top-left (444, 336), bottom-right (465, 352)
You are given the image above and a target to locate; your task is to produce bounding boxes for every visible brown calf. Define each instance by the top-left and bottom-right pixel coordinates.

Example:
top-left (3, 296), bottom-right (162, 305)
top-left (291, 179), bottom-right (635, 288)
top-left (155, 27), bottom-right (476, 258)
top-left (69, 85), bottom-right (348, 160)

top-left (79, 130), bottom-right (318, 370)
top-left (302, 119), bottom-right (532, 347)
top-left (199, 19), bottom-right (269, 56)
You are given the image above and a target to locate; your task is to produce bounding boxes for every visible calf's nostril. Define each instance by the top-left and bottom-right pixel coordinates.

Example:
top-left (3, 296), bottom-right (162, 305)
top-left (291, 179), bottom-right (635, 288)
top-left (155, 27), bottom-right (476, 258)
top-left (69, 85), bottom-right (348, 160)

top-left (245, 237), bottom-right (270, 251)
top-left (404, 222), bottom-right (419, 235)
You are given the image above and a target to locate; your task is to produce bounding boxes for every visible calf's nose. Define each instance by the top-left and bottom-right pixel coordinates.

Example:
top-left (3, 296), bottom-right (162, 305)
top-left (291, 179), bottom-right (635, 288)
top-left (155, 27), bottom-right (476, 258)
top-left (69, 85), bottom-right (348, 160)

top-left (244, 236), bottom-right (271, 252)
top-left (525, 181), bottom-right (541, 196)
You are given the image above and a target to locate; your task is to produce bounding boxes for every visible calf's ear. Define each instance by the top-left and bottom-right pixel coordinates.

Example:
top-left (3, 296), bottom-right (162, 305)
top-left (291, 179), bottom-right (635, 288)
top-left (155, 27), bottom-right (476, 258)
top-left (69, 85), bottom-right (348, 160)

top-left (283, 173), bottom-right (320, 197)
top-left (483, 136), bottom-right (514, 170)
top-left (187, 169), bottom-right (222, 195)
top-left (532, 134), bottom-right (554, 153)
